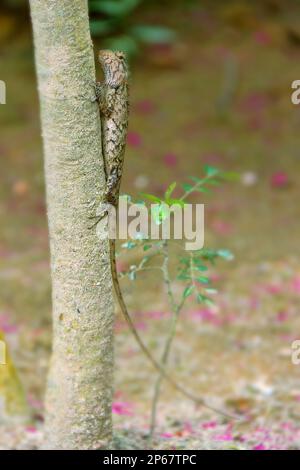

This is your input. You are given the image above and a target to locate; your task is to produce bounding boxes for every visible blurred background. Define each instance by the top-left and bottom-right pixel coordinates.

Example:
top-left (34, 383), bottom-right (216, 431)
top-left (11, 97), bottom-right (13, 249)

top-left (1, 0), bottom-right (300, 449)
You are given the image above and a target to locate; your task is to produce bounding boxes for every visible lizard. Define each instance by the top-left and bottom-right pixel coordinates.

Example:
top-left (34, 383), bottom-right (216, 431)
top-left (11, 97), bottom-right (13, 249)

top-left (93, 50), bottom-right (237, 420)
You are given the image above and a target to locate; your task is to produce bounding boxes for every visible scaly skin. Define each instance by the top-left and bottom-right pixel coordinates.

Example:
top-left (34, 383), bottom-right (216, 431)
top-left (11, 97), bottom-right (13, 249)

top-left (95, 50), bottom-right (236, 420)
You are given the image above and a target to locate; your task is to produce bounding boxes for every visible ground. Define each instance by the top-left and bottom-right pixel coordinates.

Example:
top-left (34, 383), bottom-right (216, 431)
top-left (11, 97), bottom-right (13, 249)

top-left (1, 0), bottom-right (300, 449)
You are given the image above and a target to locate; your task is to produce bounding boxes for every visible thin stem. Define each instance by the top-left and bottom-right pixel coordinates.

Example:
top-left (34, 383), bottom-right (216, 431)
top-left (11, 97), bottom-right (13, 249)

top-left (180, 173), bottom-right (216, 201)
top-left (118, 266), bottom-right (162, 279)
top-left (149, 240), bottom-right (186, 438)
top-left (137, 266), bottom-right (163, 273)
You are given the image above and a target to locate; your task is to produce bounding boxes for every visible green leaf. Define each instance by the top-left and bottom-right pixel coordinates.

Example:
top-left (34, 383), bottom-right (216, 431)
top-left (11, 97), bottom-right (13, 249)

top-left (197, 249), bottom-right (218, 262)
top-left (217, 249), bottom-right (234, 261)
top-left (205, 288), bottom-right (218, 295)
top-left (140, 193), bottom-right (161, 203)
top-left (181, 183), bottom-right (194, 192)
top-left (183, 181), bottom-right (211, 194)
top-left (196, 276), bottom-right (210, 284)
top-left (196, 293), bottom-right (206, 303)
top-left (188, 176), bottom-right (202, 183)
top-left (197, 293), bottom-right (214, 305)
top-left (151, 203), bottom-right (170, 225)
top-left (183, 285), bottom-right (195, 299)
top-left (192, 264), bottom-right (208, 272)
top-left (168, 198), bottom-right (185, 208)
top-left (204, 165), bottom-right (220, 177)
top-left (195, 187), bottom-right (211, 193)
top-left (177, 273), bottom-right (191, 281)
top-left (128, 270), bottom-right (136, 281)
top-left (206, 179), bottom-right (220, 186)
top-left (131, 25), bottom-right (175, 44)
top-left (89, 19), bottom-right (115, 36)
top-left (164, 182), bottom-right (176, 201)
top-left (89, 0), bottom-right (104, 13)
top-left (90, 0), bottom-right (141, 17)
top-left (121, 241), bottom-right (136, 249)
top-left (105, 35), bottom-right (139, 57)
top-left (143, 244), bottom-right (152, 251)
top-left (179, 257), bottom-right (190, 266)
top-left (193, 255), bottom-right (211, 265)
top-left (221, 171), bottom-right (240, 182)
top-left (140, 255), bottom-right (150, 265)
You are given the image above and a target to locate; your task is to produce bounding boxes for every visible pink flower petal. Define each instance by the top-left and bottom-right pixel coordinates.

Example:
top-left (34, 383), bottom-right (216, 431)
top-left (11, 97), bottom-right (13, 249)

top-left (271, 172), bottom-right (289, 188)
top-left (116, 260), bottom-right (127, 273)
top-left (112, 401), bottom-right (133, 416)
top-left (253, 444), bottom-right (266, 450)
top-left (127, 132), bottom-right (142, 148)
top-left (263, 283), bottom-right (282, 295)
top-left (160, 432), bottom-right (174, 438)
top-left (0, 313), bottom-right (18, 334)
top-left (201, 420), bottom-right (218, 429)
top-left (163, 153), bottom-right (177, 167)
top-left (253, 30), bottom-right (271, 46)
top-left (190, 309), bottom-right (224, 326)
top-left (27, 395), bottom-right (43, 409)
top-left (26, 426), bottom-right (37, 433)
top-left (291, 276), bottom-right (300, 294)
top-left (135, 321), bottom-right (147, 331)
top-left (145, 311), bottom-right (166, 320)
top-left (211, 220), bottom-right (233, 236)
top-left (239, 92), bottom-right (269, 114)
top-left (183, 422), bottom-right (193, 434)
top-left (135, 100), bottom-right (155, 114)
top-left (214, 432), bottom-right (233, 441)
top-left (276, 311), bottom-right (289, 323)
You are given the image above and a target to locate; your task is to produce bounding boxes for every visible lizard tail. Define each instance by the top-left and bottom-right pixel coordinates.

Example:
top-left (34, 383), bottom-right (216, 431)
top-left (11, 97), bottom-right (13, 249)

top-left (109, 239), bottom-right (240, 421)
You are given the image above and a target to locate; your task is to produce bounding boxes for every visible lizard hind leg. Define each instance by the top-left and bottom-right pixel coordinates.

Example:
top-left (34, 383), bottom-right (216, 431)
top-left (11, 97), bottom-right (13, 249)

top-left (94, 81), bottom-right (104, 101)
top-left (97, 85), bottom-right (116, 118)
top-left (91, 80), bottom-right (107, 108)
top-left (88, 204), bottom-right (109, 229)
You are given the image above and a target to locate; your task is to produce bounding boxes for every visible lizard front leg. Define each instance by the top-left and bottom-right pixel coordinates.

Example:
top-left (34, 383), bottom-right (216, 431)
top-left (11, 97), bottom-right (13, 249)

top-left (88, 169), bottom-right (119, 229)
top-left (89, 85), bottom-right (118, 228)
top-left (95, 82), bottom-right (116, 118)
top-left (104, 166), bottom-right (121, 206)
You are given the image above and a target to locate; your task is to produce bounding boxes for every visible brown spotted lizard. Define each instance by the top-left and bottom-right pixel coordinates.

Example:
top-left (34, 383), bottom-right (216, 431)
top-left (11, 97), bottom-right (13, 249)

top-left (93, 50), bottom-right (236, 420)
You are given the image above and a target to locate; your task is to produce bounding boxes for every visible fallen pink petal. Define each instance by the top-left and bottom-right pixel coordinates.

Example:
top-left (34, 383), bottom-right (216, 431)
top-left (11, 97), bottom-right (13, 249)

top-left (271, 172), bottom-right (289, 188)
top-left (163, 153), bottom-right (178, 167)
top-left (135, 100), bottom-right (155, 114)
top-left (127, 131), bottom-right (142, 148)
top-left (253, 444), bottom-right (266, 450)
top-left (112, 402), bottom-right (133, 416)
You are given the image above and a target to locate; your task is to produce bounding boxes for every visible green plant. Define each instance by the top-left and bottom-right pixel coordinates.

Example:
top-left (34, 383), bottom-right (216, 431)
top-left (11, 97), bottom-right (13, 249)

top-left (89, 0), bottom-right (175, 58)
top-left (117, 166), bottom-right (236, 436)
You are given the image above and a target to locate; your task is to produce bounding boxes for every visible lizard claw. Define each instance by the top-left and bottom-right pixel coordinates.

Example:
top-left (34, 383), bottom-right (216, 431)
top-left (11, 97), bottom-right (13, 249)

top-left (88, 210), bottom-right (108, 229)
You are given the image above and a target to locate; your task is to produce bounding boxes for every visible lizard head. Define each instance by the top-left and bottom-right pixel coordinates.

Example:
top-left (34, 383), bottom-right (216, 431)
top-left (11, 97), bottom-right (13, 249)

top-left (98, 50), bottom-right (128, 88)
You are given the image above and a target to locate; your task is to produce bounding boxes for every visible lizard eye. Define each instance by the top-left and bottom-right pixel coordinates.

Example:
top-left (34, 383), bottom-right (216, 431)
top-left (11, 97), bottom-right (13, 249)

top-left (116, 51), bottom-right (126, 60)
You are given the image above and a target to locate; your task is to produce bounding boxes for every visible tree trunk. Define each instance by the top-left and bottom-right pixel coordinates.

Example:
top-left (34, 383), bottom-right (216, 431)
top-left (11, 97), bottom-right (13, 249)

top-left (29, 0), bottom-right (114, 449)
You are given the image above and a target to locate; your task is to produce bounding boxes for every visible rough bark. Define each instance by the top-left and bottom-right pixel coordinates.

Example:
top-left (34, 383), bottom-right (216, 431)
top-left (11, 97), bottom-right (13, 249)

top-left (29, 0), bottom-right (114, 449)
